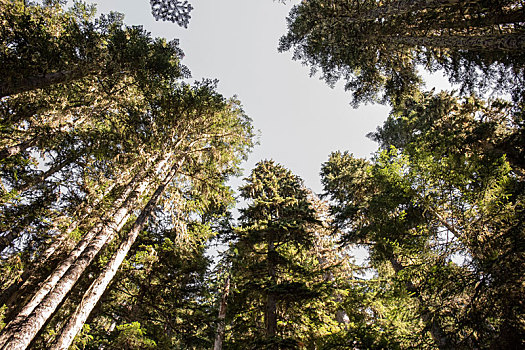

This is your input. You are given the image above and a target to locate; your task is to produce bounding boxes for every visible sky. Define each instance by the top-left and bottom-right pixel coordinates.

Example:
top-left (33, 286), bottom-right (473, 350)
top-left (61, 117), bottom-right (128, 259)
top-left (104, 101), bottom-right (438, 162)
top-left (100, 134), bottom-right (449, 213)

top-left (79, 0), bottom-right (451, 264)
top-left (82, 0), bottom-right (451, 196)
top-left (81, 0), bottom-right (392, 194)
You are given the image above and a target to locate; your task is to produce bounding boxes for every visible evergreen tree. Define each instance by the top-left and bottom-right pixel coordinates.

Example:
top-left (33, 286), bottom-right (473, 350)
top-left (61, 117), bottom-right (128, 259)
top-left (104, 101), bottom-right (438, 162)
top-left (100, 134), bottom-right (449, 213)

top-left (0, 2), bottom-right (254, 348)
top-left (321, 91), bottom-right (525, 349)
top-left (0, 0), bottom-right (188, 98)
top-left (279, 0), bottom-right (525, 105)
top-left (225, 161), bottom-right (347, 349)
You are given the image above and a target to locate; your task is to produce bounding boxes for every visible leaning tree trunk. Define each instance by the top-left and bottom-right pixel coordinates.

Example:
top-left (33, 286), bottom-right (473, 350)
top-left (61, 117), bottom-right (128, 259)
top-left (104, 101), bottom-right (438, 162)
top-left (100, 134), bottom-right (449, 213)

top-left (386, 33), bottom-right (525, 51)
top-left (348, 0), bottom-right (476, 22)
top-left (0, 230), bottom-right (71, 312)
top-left (0, 155), bottom-right (165, 312)
top-left (50, 157), bottom-right (185, 350)
top-left (0, 155), bottom-right (172, 350)
top-left (213, 274), bottom-right (231, 350)
top-left (0, 178), bottom-right (120, 311)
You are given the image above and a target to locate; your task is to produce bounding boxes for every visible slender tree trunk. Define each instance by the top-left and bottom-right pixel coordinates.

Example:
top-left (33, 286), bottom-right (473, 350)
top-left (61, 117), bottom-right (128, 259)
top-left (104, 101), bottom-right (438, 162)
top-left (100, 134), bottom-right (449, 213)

top-left (0, 156), bottom-right (170, 350)
top-left (0, 180), bottom-right (119, 310)
top-left (347, 0), bottom-right (475, 22)
top-left (386, 33), bottom-right (525, 51)
top-left (6, 168), bottom-right (146, 313)
top-left (0, 68), bottom-right (98, 98)
top-left (0, 233), bottom-right (68, 310)
top-left (0, 212), bottom-right (131, 350)
top-left (213, 275), bottom-right (231, 350)
top-left (50, 157), bottom-right (185, 350)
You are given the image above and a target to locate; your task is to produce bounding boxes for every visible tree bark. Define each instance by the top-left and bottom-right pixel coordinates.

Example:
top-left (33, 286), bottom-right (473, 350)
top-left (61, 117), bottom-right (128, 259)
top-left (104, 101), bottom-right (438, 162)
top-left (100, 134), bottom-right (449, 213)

top-left (386, 33), bottom-right (525, 51)
top-left (50, 157), bottom-right (185, 350)
top-left (0, 156), bottom-right (170, 350)
top-left (0, 232), bottom-right (68, 311)
top-left (213, 275), bottom-right (231, 350)
top-left (0, 180), bottom-right (119, 311)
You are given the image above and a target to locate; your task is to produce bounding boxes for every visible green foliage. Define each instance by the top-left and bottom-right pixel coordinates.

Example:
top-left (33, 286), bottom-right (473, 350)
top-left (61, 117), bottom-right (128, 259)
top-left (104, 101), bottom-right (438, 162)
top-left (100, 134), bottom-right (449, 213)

top-left (70, 324), bottom-right (94, 350)
top-left (0, 304), bottom-right (6, 331)
top-left (0, 0), bottom-right (189, 97)
top-left (111, 322), bottom-right (156, 350)
top-left (321, 91), bottom-right (525, 349)
top-left (0, 1), bottom-right (523, 349)
top-left (225, 161), bottom-right (348, 349)
top-left (280, 0), bottom-right (525, 105)
top-left (0, 1), bottom-right (254, 348)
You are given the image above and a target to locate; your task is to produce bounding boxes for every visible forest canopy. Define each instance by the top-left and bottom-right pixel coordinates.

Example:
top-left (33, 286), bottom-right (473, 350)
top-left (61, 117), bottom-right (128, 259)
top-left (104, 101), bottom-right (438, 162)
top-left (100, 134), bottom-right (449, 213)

top-left (0, 0), bottom-right (523, 349)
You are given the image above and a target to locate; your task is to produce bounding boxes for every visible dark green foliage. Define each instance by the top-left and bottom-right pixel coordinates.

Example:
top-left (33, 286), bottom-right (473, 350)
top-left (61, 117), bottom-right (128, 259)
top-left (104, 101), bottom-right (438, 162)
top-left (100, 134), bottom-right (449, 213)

top-left (225, 161), bottom-right (348, 349)
top-left (1, 1), bottom-right (523, 349)
top-left (280, 0), bottom-right (525, 105)
top-left (0, 0), bottom-right (189, 97)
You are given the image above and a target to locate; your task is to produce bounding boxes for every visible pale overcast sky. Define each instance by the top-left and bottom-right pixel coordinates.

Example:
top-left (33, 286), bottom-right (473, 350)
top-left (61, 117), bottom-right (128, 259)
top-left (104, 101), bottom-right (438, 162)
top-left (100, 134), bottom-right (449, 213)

top-left (83, 0), bottom-right (448, 194)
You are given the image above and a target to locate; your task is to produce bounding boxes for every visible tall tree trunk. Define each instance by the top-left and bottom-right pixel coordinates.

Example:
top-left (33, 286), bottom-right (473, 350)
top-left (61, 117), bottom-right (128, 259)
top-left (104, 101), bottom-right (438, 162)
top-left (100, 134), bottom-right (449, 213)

top-left (50, 157), bottom-right (185, 350)
top-left (0, 155), bottom-right (171, 350)
top-left (386, 33), bottom-right (525, 51)
top-left (0, 232), bottom-right (69, 311)
top-left (0, 68), bottom-right (98, 98)
top-left (345, 0), bottom-right (475, 22)
top-left (0, 180), bottom-right (119, 310)
top-left (213, 275), bottom-right (231, 350)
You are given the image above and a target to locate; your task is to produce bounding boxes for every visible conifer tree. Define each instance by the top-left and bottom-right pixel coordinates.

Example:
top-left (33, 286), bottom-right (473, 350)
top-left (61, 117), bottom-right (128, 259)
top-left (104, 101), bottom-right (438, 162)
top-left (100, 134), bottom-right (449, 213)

top-left (321, 91), bottom-right (525, 349)
top-left (0, 2), bottom-right (254, 348)
top-left (225, 161), bottom-right (347, 349)
top-left (280, 0), bottom-right (525, 105)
